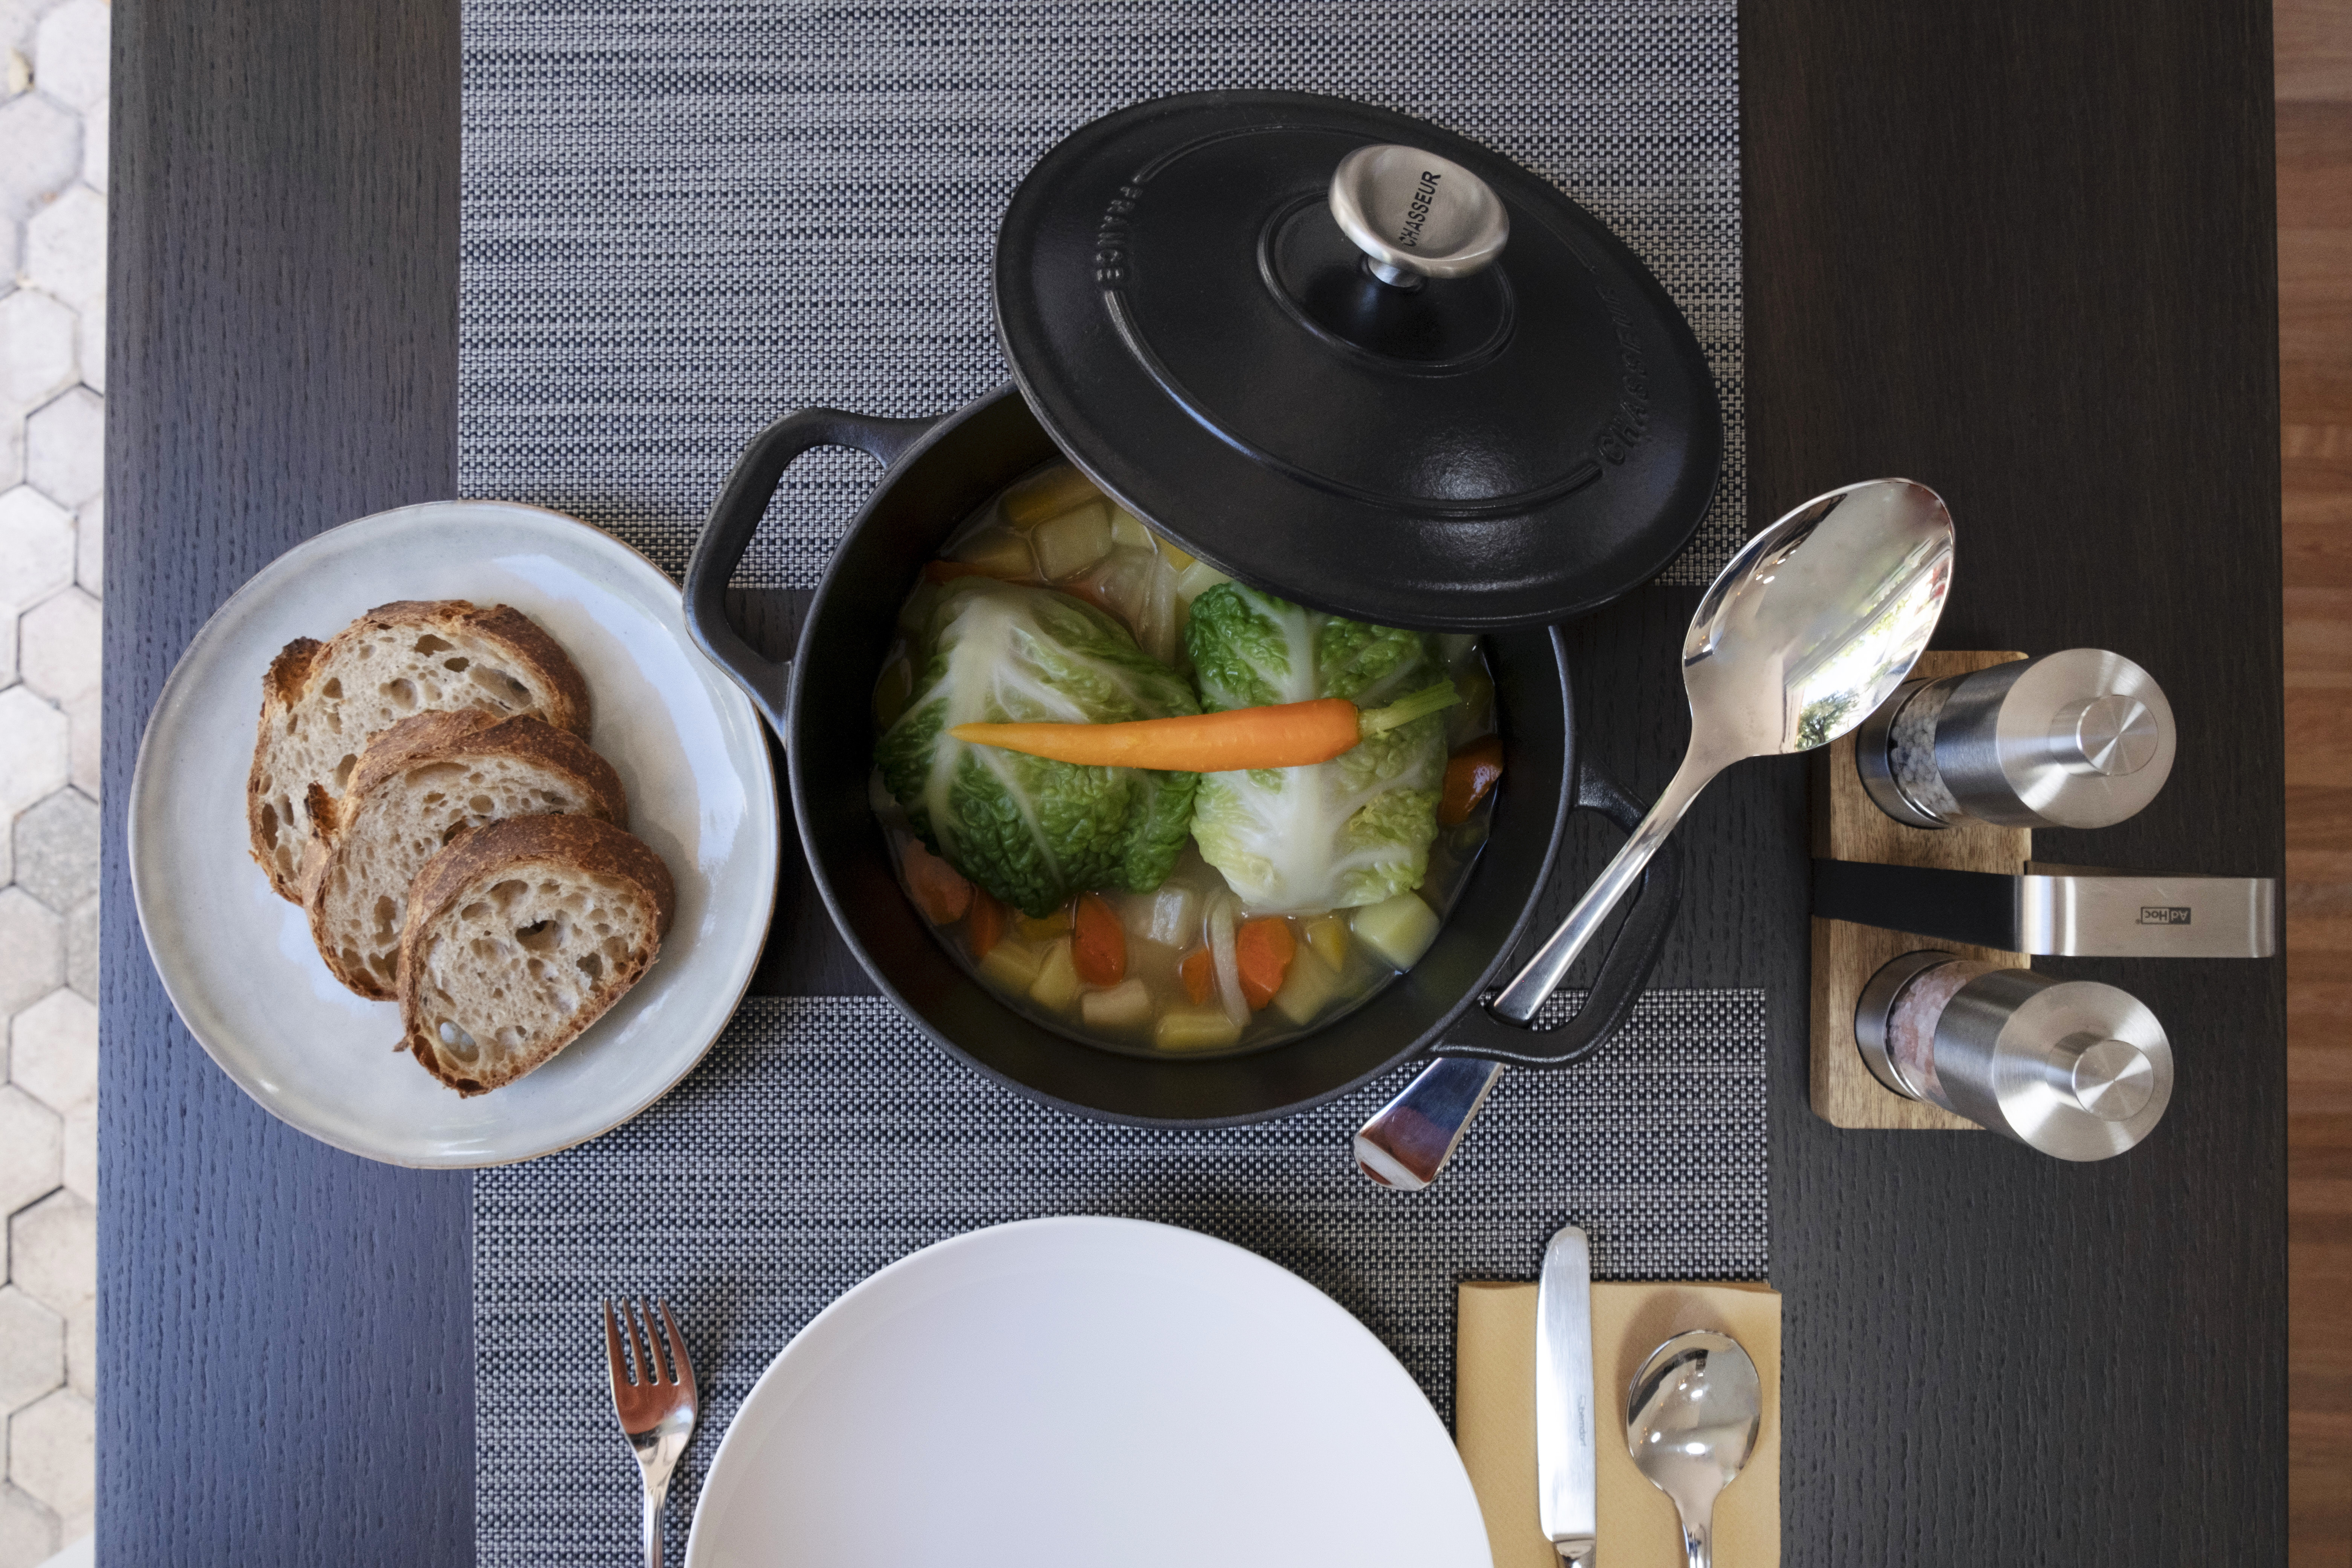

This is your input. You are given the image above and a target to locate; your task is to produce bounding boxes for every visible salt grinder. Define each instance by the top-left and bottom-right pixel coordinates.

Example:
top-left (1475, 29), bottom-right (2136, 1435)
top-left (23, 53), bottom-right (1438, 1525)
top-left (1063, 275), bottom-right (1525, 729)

top-left (1854, 950), bottom-right (2174, 1160)
top-left (1856, 649), bottom-right (2175, 830)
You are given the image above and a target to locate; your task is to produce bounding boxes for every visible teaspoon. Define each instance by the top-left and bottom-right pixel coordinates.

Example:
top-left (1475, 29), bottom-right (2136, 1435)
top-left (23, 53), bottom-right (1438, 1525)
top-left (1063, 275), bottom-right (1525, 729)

top-left (1354, 479), bottom-right (1955, 1189)
top-left (1626, 1329), bottom-right (1763, 1568)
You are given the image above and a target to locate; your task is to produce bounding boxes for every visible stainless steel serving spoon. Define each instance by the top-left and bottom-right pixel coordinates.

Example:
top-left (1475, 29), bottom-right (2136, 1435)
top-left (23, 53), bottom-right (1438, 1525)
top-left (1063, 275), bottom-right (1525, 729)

top-left (1627, 1330), bottom-right (1764, 1568)
top-left (1354, 479), bottom-right (1955, 1189)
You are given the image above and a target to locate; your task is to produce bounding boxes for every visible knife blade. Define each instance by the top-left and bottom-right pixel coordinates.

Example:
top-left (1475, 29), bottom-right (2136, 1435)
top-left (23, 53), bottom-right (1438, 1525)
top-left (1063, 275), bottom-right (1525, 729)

top-left (1536, 1223), bottom-right (1597, 1566)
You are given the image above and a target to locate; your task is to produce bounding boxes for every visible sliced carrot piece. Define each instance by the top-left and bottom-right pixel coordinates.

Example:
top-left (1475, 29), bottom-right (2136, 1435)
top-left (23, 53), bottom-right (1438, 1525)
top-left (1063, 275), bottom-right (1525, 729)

top-left (1438, 735), bottom-right (1505, 825)
top-left (1179, 945), bottom-right (1215, 1006)
top-left (1072, 892), bottom-right (1127, 987)
top-left (902, 841), bottom-right (972, 924)
top-left (966, 887), bottom-right (1008, 960)
top-left (1234, 917), bottom-right (1297, 1011)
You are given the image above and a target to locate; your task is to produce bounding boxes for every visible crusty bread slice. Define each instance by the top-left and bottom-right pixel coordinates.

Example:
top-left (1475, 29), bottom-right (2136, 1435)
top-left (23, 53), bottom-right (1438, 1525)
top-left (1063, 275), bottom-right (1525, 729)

top-left (247, 600), bottom-right (592, 902)
top-left (300, 710), bottom-right (628, 1000)
top-left (399, 815), bottom-right (675, 1096)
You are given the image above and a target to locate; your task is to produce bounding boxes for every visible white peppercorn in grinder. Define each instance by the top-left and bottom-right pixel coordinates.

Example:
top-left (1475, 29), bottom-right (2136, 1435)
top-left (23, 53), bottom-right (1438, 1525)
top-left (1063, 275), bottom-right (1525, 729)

top-left (1854, 950), bottom-right (2174, 1159)
top-left (1856, 649), bottom-right (2175, 829)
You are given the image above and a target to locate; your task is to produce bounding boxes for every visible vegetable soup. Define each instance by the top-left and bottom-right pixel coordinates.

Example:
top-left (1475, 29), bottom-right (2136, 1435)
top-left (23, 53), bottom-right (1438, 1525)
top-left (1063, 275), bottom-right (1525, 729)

top-left (871, 461), bottom-right (1503, 1058)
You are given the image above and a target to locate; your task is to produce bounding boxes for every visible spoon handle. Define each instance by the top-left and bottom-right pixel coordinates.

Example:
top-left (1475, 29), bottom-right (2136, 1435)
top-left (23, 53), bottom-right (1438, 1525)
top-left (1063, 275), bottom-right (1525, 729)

top-left (1681, 1515), bottom-right (1712, 1568)
top-left (1352, 1057), bottom-right (1505, 1190)
top-left (1353, 754), bottom-right (1716, 1189)
top-left (1492, 749), bottom-right (1720, 1023)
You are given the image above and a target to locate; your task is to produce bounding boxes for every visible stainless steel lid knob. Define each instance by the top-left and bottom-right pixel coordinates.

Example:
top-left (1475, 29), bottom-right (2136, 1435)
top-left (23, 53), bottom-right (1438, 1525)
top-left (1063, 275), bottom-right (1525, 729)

top-left (2050, 693), bottom-right (2161, 778)
top-left (1328, 144), bottom-right (1509, 288)
top-left (1855, 648), bottom-right (2177, 830)
top-left (2060, 1034), bottom-right (2157, 1121)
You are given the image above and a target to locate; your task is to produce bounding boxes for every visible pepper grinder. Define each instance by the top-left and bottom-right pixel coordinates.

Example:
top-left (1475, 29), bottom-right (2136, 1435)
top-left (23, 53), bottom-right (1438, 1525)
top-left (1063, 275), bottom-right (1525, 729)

top-left (1857, 649), bottom-right (2176, 830)
top-left (1854, 949), bottom-right (2174, 1159)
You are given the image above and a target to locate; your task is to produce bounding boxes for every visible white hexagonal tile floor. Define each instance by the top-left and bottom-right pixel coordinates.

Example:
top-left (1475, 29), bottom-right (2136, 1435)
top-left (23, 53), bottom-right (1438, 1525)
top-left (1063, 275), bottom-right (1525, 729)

top-left (0, 487), bottom-right (75, 614)
top-left (0, 1291), bottom-right (62, 1419)
top-left (0, 292), bottom-right (75, 409)
top-left (2, 1), bottom-right (104, 1561)
top-left (20, 390), bottom-right (96, 511)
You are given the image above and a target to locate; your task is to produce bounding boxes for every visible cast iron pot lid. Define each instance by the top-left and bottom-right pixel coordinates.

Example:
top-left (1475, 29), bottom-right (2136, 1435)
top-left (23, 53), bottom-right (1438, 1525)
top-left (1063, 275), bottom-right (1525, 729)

top-left (994, 90), bottom-right (1723, 632)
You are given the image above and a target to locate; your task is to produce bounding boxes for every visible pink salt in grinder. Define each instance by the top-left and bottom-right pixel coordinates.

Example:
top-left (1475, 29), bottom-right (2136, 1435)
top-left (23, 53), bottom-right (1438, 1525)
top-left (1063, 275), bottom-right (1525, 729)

top-left (1854, 949), bottom-right (2173, 1160)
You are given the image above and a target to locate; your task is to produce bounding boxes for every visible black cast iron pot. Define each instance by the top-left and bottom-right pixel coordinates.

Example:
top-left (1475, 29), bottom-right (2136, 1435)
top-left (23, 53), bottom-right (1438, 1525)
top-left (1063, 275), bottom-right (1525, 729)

top-left (681, 387), bottom-right (1678, 1125)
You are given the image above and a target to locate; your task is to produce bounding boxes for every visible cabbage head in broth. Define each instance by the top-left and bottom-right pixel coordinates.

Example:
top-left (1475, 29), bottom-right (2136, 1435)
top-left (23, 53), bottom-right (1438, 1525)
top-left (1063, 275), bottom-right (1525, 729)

top-left (876, 577), bottom-right (1199, 917)
top-left (1184, 582), bottom-right (1449, 913)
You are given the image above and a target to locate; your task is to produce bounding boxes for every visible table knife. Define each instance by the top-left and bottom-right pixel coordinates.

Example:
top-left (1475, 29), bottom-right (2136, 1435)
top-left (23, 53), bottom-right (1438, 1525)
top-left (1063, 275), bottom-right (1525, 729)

top-left (1536, 1223), bottom-right (1598, 1567)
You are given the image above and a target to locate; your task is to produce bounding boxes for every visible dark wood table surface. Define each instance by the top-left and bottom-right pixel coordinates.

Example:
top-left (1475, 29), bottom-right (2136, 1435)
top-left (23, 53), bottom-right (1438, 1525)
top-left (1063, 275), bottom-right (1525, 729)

top-left (98, 0), bottom-right (2287, 1560)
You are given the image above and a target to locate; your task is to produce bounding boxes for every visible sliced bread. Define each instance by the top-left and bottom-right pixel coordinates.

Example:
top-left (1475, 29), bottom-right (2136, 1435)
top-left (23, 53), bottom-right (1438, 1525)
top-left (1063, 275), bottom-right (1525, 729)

top-left (300, 710), bottom-right (628, 1000)
top-left (247, 600), bottom-right (592, 902)
top-left (398, 815), bottom-right (675, 1096)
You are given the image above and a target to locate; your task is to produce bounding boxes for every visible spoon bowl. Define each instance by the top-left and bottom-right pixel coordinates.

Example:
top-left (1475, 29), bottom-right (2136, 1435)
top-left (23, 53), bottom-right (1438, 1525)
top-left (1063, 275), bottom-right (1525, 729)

top-left (1626, 1329), bottom-right (1764, 1568)
top-left (1684, 478), bottom-right (1958, 767)
top-left (1493, 477), bottom-right (1954, 1018)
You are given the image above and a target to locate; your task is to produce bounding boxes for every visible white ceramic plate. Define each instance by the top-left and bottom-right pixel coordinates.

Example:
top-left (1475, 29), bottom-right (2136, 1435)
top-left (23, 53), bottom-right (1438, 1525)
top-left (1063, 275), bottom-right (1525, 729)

top-left (685, 1216), bottom-right (1493, 1568)
top-left (129, 501), bottom-right (779, 1167)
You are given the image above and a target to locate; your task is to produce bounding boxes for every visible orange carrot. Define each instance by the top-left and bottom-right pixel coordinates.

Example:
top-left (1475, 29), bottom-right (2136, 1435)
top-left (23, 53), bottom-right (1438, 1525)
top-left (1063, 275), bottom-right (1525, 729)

top-left (1438, 735), bottom-right (1505, 825)
top-left (950, 683), bottom-right (1459, 773)
top-left (1234, 917), bottom-right (1296, 1010)
top-left (954, 700), bottom-right (1359, 772)
top-left (1072, 893), bottom-right (1127, 986)
top-left (966, 887), bottom-right (1008, 960)
top-left (1179, 945), bottom-right (1215, 1006)
top-left (902, 841), bottom-right (973, 924)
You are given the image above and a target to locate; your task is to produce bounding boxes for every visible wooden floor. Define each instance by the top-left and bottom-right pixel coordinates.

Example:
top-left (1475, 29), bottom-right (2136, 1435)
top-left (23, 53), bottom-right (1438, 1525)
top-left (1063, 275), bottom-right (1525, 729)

top-left (2283, 2), bottom-right (2352, 1560)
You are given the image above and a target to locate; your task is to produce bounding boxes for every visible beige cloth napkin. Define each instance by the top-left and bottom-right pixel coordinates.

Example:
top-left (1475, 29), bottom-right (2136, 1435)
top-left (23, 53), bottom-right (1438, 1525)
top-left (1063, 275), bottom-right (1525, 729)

top-left (1456, 1280), bottom-right (1782, 1567)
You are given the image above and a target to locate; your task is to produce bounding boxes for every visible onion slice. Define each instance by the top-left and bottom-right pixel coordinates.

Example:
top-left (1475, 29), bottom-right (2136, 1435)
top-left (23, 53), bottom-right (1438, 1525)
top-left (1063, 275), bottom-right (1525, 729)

top-left (1137, 556), bottom-right (1181, 667)
top-left (1207, 892), bottom-right (1250, 1029)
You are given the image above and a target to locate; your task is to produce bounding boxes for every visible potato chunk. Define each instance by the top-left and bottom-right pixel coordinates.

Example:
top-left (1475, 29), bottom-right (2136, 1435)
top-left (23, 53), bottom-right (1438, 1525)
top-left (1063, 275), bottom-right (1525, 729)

top-left (1352, 892), bottom-right (1441, 971)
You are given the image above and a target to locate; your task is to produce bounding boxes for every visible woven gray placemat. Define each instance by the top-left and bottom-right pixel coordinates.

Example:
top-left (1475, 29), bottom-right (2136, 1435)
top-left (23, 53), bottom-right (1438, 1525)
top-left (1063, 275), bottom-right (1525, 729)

top-left (462, 8), bottom-right (1755, 1558)
top-left (458, 0), bottom-right (1743, 588)
top-left (474, 990), bottom-right (1767, 1567)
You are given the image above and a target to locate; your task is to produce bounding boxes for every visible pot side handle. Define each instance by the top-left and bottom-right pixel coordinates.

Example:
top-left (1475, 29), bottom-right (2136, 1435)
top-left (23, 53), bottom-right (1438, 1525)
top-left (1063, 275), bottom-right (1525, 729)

top-left (683, 407), bottom-right (942, 739)
top-left (1350, 763), bottom-right (1682, 1191)
top-left (1430, 761), bottom-right (1683, 1067)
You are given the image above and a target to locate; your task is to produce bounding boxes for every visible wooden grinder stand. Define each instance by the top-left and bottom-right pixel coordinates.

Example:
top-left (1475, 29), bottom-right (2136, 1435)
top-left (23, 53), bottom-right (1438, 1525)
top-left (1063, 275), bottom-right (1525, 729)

top-left (1808, 651), bottom-right (2029, 1130)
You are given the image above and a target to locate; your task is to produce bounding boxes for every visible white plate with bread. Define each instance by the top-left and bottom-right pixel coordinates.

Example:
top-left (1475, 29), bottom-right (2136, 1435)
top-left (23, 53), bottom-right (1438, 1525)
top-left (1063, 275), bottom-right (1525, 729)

top-left (130, 500), bottom-right (780, 1166)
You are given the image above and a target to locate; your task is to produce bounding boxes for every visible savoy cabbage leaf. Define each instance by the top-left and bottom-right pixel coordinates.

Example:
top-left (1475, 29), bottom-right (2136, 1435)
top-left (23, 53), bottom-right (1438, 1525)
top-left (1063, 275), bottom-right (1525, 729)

top-left (1183, 583), bottom-right (1448, 913)
top-left (875, 577), bottom-right (1198, 917)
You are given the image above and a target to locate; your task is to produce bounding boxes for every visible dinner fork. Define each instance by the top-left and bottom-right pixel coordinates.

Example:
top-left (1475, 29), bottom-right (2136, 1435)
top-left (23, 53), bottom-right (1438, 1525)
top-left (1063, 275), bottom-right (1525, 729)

top-left (604, 1298), bottom-right (699, 1568)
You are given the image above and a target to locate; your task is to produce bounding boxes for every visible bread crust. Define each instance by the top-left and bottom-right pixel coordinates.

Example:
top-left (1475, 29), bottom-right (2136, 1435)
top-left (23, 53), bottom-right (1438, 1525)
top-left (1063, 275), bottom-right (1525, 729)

top-left (398, 816), bottom-right (675, 1095)
top-left (263, 636), bottom-right (325, 706)
top-left (243, 600), bottom-right (593, 902)
top-left (245, 637), bottom-right (325, 887)
top-left (298, 712), bottom-right (631, 998)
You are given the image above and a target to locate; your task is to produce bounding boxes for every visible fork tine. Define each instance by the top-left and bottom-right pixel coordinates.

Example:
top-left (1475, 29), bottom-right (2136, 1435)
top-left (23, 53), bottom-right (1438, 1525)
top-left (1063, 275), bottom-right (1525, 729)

top-left (658, 1299), bottom-right (695, 1392)
top-left (602, 1299), bottom-right (629, 1389)
top-left (623, 1298), bottom-right (654, 1387)
top-left (638, 1298), bottom-right (670, 1384)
